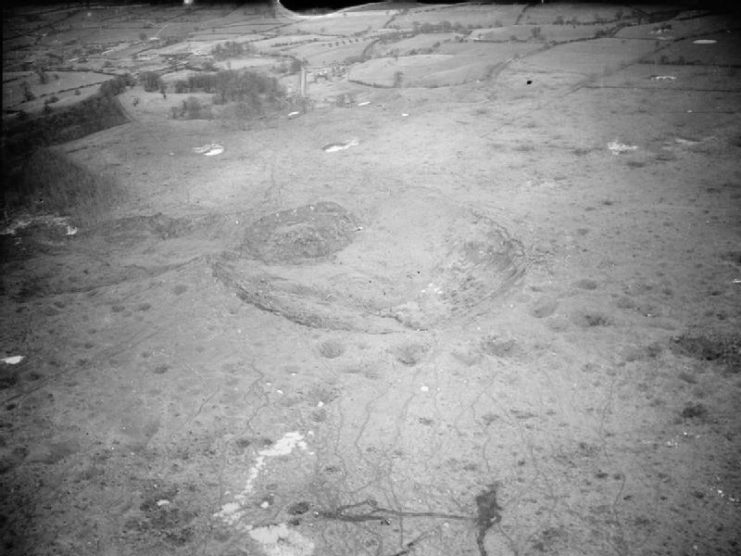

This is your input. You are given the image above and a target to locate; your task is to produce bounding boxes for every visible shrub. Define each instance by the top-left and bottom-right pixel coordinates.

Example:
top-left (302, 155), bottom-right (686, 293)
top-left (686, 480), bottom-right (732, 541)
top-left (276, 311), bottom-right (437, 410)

top-left (209, 69), bottom-right (284, 109)
top-left (287, 94), bottom-right (313, 114)
top-left (174, 79), bottom-right (189, 94)
top-left (335, 93), bottom-right (352, 107)
top-left (231, 101), bottom-right (250, 119)
top-left (343, 54), bottom-right (368, 65)
top-left (139, 71), bottom-right (163, 92)
top-left (99, 74), bottom-right (131, 98)
top-left (22, 81), bottom-right (35, 102)
top-left (212, 41), bottom-right (253, 60)
top-left (180, 96), bottom-right (209, 119)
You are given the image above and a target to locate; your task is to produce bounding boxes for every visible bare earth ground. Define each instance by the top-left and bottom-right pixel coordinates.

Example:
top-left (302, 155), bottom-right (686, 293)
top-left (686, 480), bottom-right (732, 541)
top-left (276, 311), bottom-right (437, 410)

top-left (1, 3), bottom-right (741, 556)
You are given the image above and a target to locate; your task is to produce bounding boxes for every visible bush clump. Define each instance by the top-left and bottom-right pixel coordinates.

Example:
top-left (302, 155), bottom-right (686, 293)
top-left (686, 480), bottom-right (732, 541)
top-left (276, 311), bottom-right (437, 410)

top-left (173, 69), bottom-right (285, 118)
top-left (99, 73), bottom-right (135, 98)
top-left (412, 20), bottom-right (471, 35)
top-left (171, 96), bottom-right (211, 120)
top-left (212, 41), bottom-right (254, 60)
top-left (139, 70), bottom-right (163, 92)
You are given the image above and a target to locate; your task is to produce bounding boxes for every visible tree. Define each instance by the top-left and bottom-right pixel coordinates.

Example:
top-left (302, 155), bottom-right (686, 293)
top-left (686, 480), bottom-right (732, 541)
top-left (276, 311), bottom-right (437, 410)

top-left (22, 81), bottom-right (35, 102)
top-left (139, 71), bottom-right (163, 92)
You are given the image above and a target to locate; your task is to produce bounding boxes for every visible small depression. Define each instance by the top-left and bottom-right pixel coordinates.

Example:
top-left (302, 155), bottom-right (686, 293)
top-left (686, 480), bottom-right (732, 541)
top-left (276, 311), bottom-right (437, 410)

top-left (212, 194), bottom-right (526, 333)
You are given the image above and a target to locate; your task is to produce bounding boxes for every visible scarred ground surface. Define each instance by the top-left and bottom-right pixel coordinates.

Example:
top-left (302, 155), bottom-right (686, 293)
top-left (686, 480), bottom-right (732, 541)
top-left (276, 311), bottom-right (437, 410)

top-left (1, 3), bottom-right (741, 556)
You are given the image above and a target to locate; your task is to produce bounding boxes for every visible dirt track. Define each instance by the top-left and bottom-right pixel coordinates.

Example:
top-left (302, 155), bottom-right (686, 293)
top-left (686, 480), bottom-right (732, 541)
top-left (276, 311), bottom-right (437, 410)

top-left (1, 3), bottom-right (740, 555)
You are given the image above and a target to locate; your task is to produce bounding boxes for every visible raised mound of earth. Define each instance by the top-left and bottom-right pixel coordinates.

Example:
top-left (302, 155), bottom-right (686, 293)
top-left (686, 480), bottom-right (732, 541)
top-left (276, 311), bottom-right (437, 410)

top-left (212, 194), bottom-right (526, 332)
top-left (240, 202), bottom-right (358, 264)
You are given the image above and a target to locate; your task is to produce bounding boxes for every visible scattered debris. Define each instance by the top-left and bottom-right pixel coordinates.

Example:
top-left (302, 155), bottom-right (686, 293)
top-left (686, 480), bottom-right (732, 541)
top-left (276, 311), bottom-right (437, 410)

top-left (0, 215), bottom-right (77, 237)
top-left (674, 136), bottom-right (714, 147)
top-left (1, 355), bottom-right (24, 365)
top-left (192, 144), bottom-right (213, 154)
top-left (322, 138), bottom-right (359, 153)
top-left (248, 523), bottom-right (315, 556)
top-left (675, 137), bottom-right (701, 146)
top-left (607, 141), bottom-right (638, 155)
top-left (204, 145), bottom-right (224, 156)
top-left (192, 143), bottom-right (224, 156)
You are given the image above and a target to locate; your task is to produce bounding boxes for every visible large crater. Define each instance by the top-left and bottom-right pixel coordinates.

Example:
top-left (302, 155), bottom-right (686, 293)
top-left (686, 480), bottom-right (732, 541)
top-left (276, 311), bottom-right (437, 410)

top-left (212, 194), bottom-right (526, 333)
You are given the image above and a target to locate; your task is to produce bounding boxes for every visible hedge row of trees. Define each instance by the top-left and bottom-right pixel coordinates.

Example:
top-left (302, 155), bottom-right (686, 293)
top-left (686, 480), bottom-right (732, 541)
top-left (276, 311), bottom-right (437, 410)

top-left (211, 41), bottom-right (254, 60)
top-left (172, 69), bottom-right (284, 105)
top-left (411, 21), bottom-right (473, 34)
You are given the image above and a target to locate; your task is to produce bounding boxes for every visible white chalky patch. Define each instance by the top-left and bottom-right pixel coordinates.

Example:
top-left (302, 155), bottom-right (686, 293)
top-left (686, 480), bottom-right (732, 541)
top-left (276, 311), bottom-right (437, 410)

top-left (607, 141), bottom-right (638, 155)
top-left (213, 432), bottom-right (308, 527)
top-left (249, 523), bottom-right (315, 556)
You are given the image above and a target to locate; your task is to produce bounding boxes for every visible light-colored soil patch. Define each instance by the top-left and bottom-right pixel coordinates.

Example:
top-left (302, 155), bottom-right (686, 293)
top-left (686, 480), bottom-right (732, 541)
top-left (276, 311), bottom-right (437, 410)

top-left (514, 38), bottom-right (660, 76)
top-left (284, 38), bottom-right (372, 67)
top-left (349, 54), bottom-right (500, 88)
top-left (349, 44), bottom-right (535, 88)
